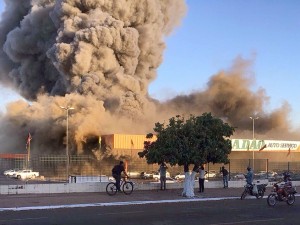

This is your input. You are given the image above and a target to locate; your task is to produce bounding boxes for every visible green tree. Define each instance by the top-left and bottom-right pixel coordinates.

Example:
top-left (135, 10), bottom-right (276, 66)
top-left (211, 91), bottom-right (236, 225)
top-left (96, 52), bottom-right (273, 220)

top-left (139, 113), bottom-right (235, 197)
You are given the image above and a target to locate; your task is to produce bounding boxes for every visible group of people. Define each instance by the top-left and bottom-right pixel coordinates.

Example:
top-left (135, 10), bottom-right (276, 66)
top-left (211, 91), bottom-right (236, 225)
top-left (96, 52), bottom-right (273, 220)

top-left (111, 161), bottom-right (231, 192)
top-left (111, 161), bottom-right (292, 195)
top-left (199, 165), bottom-right (229, 192)
top-left (111, 161), bottom-right (168, 192)
top-left (111, 161), bottom-right (230, 193)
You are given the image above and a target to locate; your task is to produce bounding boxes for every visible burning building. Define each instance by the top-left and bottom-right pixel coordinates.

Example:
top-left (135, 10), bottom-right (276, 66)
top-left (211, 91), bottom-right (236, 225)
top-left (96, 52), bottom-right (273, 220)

top-left (0, 0), bottom-right (299, 162)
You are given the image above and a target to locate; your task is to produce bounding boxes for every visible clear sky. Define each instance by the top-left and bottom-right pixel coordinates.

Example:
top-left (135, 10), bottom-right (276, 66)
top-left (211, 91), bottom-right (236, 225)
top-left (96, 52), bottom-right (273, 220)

top-left (0, 1), bottom-right (300, 129)
top-left (149, 0), bottom-right (300, 129)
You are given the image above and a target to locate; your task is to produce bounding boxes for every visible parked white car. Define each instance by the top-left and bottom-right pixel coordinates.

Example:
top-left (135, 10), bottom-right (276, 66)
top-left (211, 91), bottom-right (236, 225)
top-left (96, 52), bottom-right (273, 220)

top-left (127, 171), bottom-right (141, 179)
top-left (153, 172), bottom-right (171, 181)
top-left (13, 169), bottom-right (39, 179)
top-left (174, 173), bottom-right (185, 180)
top-left (140, 171), bottom-right (154, 179)
top-left (233, 173), bottom-right (246, 180)
top-left (175, 172), bottom-right (200, 180)
top-left (3, 169), bottom-right (19, 177)
top-left (204, 170), bottom-right (217, 179)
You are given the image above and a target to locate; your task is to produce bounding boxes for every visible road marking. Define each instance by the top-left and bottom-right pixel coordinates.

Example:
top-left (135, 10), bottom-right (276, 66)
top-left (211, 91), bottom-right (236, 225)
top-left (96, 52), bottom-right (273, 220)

top-left (1, 194), bottom-right (298, 212)
top-left (0, 217), bottom-right (48, 222)
top-left (0, 196), bottom-right (239, 212)
top-left (208, 218), bottom-right (284, 225)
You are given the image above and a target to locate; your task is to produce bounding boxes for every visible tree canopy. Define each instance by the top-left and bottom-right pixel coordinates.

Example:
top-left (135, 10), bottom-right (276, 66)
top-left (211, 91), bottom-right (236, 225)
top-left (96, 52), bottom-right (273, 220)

top-left (139, 113), bottom-right (235, 167)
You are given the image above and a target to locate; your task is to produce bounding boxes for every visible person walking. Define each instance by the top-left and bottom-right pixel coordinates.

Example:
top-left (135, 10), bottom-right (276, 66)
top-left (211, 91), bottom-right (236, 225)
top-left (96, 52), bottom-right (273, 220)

top-left (158, 162), bottom-right (168, 190)
top-left (220, 166), bottom-right (229, 188)
top-left (198, 165), bottom-right (207, 193)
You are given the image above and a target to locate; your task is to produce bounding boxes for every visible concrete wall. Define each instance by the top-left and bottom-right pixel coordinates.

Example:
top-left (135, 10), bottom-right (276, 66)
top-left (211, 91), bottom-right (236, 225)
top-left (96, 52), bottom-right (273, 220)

top-left (2, 180), bottom-right (299, 195)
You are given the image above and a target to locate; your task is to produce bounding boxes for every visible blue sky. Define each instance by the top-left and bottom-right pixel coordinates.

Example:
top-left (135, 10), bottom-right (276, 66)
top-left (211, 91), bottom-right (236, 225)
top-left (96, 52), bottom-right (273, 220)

top-left (0, 1), bottom-right (300, 129)
top-left (149, 0), bottom-right (300, 129)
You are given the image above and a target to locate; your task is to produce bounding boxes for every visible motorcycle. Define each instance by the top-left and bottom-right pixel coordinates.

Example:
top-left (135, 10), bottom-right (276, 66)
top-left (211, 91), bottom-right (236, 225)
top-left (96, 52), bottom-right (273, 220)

top-left (241, 183), bottom-right (267, 200)
top-left (267, 182), bottom-right (297, 206)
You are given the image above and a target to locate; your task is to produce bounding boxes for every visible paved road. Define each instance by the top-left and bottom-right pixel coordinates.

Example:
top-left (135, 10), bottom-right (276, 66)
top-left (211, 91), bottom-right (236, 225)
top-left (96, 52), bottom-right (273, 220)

top-left (1, 197), bottom-right (299, 225)
top-left (1, 178), bottom-right (299, 225)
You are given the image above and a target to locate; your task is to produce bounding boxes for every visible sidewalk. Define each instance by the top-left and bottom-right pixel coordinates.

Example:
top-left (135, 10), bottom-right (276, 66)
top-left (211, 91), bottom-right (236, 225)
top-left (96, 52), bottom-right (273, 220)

top-left (0, 187), bottom-right (250, 209)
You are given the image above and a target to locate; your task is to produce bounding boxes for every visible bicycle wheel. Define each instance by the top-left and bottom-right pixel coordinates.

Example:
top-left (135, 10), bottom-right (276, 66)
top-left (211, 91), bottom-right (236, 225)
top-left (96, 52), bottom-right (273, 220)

top-left (122, 181), bottom-right (133, 195)
top-left (106, 182), bottom-right (117, 196)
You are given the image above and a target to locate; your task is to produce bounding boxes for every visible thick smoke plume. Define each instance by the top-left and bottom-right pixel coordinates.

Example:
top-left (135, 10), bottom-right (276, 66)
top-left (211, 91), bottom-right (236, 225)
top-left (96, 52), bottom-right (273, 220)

top-left (0, 0), bottom-right (298, 157)
top-left (160, 57), bottom-right (299, 140)
top-left (0, 0), bottom-right (186, 155)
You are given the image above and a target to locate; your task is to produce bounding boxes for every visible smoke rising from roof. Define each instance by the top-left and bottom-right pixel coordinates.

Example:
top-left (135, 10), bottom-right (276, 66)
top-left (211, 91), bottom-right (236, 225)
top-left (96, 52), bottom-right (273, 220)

top-left (0, 0), bottom-right (298, 156)
top-left (0, 0), bottom-right (187, 154)
top-left (160, 57), bottom-right (298, 140)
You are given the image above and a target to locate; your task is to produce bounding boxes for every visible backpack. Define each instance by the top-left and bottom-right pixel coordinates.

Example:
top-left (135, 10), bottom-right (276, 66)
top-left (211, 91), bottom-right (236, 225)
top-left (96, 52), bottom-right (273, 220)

top-left (112, 165), bottom-right (118, 175)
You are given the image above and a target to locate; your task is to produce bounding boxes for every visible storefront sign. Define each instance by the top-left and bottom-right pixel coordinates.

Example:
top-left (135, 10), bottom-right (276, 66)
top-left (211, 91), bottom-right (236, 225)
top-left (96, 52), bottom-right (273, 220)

top-left (231, 139), bottom-right (300, 151)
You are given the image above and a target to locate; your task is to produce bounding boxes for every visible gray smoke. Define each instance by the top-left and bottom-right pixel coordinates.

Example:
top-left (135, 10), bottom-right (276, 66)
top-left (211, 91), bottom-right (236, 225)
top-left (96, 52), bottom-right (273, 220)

top-left (0, 0), bottom-right (187, 154)
top-left (0, 0), bottom-right (297, 157)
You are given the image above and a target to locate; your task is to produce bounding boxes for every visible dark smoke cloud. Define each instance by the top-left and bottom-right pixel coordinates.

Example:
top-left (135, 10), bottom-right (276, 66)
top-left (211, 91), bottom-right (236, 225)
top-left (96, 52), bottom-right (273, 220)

top-left (0, 0), bottom-right (187, 154)
top-left (0, 0), bottom-right (298, 157)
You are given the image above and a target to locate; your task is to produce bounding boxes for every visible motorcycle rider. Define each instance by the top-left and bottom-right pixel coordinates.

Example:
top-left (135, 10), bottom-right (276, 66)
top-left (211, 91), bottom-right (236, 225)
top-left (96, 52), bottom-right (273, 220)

top-left (245, 166), bottom-right (254, 188)
top-left (281, 172), bottom-right (292, 199)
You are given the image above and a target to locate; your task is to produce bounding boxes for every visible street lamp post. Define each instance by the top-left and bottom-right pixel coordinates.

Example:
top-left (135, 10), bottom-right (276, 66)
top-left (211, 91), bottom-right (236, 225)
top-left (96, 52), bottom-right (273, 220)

top-left (60, 106), bottom-right (74, 182)
top-left (249, 116), bottom-right (259, 171)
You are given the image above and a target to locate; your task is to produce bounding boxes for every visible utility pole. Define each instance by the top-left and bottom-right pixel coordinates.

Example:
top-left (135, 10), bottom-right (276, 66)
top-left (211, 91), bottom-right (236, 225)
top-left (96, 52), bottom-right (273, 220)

top-left (60, 106), bottom-right (74, 182)
top-left (250, 116), bottom-right (259, 171)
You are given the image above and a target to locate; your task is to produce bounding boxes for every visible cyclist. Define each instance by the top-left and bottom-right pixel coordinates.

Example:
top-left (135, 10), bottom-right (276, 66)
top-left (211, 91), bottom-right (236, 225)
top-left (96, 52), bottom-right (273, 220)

top-left (112, 161), bottom-right (129, 192)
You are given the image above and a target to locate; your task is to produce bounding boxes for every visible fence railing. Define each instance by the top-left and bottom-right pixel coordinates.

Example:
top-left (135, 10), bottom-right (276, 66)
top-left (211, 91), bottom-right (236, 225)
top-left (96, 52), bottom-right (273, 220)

top-left (1, 155), bottom-right (299, 181)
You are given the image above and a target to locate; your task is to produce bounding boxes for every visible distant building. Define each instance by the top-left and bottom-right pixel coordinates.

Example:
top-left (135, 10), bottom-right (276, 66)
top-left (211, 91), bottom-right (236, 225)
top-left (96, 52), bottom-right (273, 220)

top-left (100, 135), bottom-right (300, 162)
top-left (101, 134), bottom-right (156, 159)
top-left (230, 139), bottom-right (300, 162)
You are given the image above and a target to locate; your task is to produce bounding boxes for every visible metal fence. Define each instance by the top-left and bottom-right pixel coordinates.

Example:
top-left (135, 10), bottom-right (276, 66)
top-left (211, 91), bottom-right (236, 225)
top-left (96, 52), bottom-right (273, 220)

top-left (1, 155), bottom-right (299, 181)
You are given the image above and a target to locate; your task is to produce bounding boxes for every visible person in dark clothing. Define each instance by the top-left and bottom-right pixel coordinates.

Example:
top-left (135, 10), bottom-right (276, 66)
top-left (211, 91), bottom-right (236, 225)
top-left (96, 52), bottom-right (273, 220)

top-left (245, 166), bottom-right (253, 185)
top-left (220, 166), bottom-right (229, 188)
top-left (112, 161), bottom-right (129, 191)
top-left (198, 165), bottom-right (207, 192)
top-left (158, 162), bottom-right (168, 190)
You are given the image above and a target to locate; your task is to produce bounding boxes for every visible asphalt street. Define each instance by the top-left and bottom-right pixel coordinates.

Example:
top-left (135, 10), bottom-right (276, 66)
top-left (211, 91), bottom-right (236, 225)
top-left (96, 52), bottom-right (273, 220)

top-left (1, 196), bottom-right (300, 225)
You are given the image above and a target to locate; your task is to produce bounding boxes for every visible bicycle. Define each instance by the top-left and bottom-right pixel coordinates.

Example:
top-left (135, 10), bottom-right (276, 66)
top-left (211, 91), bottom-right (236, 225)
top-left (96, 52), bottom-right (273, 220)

top-left (106, 177), bottom-right (134, 196)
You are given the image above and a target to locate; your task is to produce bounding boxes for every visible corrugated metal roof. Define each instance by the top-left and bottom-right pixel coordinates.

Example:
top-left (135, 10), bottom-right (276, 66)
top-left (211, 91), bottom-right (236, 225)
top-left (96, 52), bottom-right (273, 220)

top-left (103, 134), bottom-right (156, 150)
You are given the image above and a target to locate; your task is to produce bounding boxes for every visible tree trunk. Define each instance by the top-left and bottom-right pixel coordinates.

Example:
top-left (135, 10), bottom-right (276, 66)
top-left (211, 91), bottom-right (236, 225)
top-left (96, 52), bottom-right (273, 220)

top-left (181, 170), bottom-right (197, 198)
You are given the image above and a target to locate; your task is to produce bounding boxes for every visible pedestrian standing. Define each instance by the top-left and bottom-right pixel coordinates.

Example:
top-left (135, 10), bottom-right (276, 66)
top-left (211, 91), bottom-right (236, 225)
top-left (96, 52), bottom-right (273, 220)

top-left (158, 162), bottom-right (168, 190)
top-left (220, 166), bottom-right (229, 188)
top-left (198, 165), bottom-right (207, 193)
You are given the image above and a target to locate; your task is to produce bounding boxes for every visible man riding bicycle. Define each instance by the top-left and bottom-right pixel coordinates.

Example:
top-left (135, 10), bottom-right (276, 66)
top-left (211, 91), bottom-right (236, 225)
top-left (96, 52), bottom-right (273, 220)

top-left (112, 161), bottom-right (129, 192)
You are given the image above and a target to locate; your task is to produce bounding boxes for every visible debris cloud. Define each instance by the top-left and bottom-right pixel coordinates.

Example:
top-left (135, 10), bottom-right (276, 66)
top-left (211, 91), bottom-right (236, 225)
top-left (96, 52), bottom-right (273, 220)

top-left (0, 0), bottom-right (298, 157)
